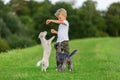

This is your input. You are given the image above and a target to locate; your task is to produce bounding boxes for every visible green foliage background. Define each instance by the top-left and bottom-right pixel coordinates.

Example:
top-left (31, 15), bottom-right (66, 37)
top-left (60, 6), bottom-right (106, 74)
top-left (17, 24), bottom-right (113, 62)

top-left (0, 0), bottom-right (120, 52)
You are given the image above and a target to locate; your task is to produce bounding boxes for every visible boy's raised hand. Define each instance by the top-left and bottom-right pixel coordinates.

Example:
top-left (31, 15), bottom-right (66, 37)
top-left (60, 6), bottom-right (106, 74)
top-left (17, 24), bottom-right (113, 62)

top-left (46, 19), bottom-right (51, 24)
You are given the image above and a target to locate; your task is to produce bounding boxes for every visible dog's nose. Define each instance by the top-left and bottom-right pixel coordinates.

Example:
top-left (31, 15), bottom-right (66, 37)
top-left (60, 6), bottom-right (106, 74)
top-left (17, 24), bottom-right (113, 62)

top-left (44, 31), bottom-right (47, 34)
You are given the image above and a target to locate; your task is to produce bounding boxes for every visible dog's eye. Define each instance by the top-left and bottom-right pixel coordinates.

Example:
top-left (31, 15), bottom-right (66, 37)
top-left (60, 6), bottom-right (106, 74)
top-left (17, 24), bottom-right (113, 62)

top-left (54, 44), bottom-right (57, 49)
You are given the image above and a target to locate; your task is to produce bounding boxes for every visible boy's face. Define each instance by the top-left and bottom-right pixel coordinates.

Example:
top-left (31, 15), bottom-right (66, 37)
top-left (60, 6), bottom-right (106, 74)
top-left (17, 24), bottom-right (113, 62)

top-left (57, 14), bottom-right (66, 20)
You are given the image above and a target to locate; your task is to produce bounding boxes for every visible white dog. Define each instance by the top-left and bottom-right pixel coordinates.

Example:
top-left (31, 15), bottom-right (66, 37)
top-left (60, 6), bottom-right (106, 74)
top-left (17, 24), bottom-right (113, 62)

top-left (36, 31), bottom-right (55, 71)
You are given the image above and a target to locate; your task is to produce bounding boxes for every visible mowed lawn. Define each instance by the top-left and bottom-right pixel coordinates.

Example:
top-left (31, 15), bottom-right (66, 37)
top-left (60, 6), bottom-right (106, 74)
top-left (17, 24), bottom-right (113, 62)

top-left (0, 37), bottom-right (120, 80)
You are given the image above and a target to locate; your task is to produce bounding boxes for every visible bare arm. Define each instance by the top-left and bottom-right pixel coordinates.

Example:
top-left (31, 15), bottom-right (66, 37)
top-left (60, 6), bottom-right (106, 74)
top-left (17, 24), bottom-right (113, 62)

top-left (46, 19), bottom-right (64, 24)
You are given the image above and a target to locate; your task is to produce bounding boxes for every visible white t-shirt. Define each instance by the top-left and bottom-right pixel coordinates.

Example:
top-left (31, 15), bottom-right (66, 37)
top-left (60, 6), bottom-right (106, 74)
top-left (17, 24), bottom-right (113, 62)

top-left (57, 20), bottom-right (69, 42)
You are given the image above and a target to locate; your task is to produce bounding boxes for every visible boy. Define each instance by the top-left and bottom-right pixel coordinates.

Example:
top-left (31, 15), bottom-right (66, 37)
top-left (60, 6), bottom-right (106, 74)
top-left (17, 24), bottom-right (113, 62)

top-left (46, 8), bottom-right (69, 53)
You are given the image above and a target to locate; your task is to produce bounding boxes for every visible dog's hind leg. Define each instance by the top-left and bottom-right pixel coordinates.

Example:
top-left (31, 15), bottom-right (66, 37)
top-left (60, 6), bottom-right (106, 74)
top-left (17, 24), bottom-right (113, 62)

top-left (42, 66), bottom-right (46, 72)
top-left (68, 60), bottom-right (72, 72)
top-left (42, 61), bottom-right (48, 72)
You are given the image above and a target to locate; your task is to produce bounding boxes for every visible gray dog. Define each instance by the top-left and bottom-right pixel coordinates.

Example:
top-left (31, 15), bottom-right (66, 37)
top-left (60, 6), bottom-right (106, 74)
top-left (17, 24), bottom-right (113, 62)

top-left (54, 42), bottom-right (77, 72)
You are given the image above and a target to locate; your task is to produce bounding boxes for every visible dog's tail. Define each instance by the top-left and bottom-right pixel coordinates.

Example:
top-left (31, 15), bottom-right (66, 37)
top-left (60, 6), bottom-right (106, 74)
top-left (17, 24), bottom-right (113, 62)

top-left (70, 50), bottom-right (78, 57)
top-left (36, 60), bottom-right (42, 67)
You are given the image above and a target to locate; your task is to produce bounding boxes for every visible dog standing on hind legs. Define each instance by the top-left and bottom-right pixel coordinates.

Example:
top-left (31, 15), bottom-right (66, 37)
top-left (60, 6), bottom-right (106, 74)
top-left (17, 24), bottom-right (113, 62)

top-left (36, 31), bottom-right (55, 72)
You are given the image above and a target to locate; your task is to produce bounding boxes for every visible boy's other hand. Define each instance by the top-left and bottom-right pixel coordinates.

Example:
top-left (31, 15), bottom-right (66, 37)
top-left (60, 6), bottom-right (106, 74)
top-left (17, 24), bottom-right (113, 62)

top-left (46, 20), bottom-right (51, 24)
top-left (51, 29), bottom-right (57, 34)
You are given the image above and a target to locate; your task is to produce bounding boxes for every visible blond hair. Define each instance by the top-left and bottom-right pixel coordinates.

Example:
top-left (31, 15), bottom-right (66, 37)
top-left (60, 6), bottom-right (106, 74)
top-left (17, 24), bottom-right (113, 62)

top-left (54, 8), bottom-right (67, 17)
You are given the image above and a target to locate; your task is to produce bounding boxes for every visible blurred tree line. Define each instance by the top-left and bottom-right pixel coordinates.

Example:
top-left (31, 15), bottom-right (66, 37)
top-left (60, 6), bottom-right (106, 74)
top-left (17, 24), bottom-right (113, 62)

top-left (0, 0), bottom-right (120, 52)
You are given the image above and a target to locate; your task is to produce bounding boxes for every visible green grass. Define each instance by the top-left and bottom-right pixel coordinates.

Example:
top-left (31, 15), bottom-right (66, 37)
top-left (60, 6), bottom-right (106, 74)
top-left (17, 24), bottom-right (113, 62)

top-left (0, 37), bottom-right (120, 80)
